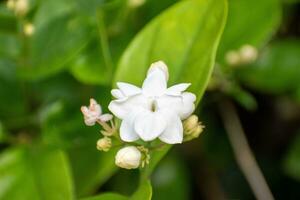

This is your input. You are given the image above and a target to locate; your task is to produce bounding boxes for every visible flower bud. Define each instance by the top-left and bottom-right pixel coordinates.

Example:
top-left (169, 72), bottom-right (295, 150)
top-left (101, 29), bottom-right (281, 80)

top-left (23, 22), bottom-right (34, 36)
top-left (148, 60), bottom-right (169, 81)
top-left (225, 50), bottom-right (241, 66)
top-left (127, 0), bottom-right (145, 8)
top-left (183, 115), bottom-right (199, 133)
top-left (6, 0), bottom-right (15, 10)
top-left (96, 137), bottom-right (112, 152)
top-left (239, 44), bottom-right (258, 64)
top-left (183, 115), bottom-right (204, 141)
top-left (115, 146), bottom-right (141, 169)
top-left (14, 0), bottom-right (28, 16)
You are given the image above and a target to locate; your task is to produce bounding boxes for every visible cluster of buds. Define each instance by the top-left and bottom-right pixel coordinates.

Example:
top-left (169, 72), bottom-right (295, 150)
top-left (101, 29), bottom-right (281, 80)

top-left (183, 115), bottom-right (204, 141)
top-left (81, 98), bottom-right (149, 169)
top-left (225, 44), bottom-right (258, 67)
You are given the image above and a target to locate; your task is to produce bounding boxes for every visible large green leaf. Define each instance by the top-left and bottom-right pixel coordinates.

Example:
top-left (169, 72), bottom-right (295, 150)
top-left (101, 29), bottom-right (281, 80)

top-left (18, 0), bottom-right (92, 80)
top-left (113, 0), bottom-right (227, 180)
top-left (217, 0), bottom-right (281, 64)
top-left (0, 146), bottom-right (74, 200)
top-left (237, 40), bottom-right (300, 94)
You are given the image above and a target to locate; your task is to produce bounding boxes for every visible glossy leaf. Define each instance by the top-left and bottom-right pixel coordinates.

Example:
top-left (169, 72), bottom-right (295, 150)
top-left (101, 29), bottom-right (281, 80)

top-left (19, 0), bottom-right (92, 80)
top-left (0, 146), bottom-right (74, 200)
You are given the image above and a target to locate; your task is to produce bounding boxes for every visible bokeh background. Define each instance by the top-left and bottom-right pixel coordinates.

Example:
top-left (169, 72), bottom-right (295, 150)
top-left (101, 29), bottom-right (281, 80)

top-left (0, 0), bottom-right (300, 199)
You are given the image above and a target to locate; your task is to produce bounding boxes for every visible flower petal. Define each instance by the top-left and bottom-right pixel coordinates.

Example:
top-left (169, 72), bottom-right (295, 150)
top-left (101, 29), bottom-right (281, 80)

top-left (108, 94), bottom-right (148, 119)
top-left (179, 92), bottom-right (196, 119)
top-left (165, 83), bottom-right (191, 96)
top-left (147, 61), bottom-right (169, 81)
top-left (156, 92), bottom-right (196, 120)
top-left (119, 109), bottom-right (142, 142)
top-left (134, 110), bottom-right (166, 141)
top-left (117, 82), bottom-right (141, 96)
top-left (111, 89), bottom-right (125, 99)
top-left (159, 110), bottom-right (183, 144)
top-left (142, 67), bottom-right (167, 97)
top-left (99, 113), bottom-right (113, 122)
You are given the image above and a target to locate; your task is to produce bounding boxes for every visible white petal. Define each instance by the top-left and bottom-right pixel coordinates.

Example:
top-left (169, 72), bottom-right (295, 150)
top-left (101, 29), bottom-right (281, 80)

top-left (159, 111), bottom-right (183, 144)
top-left (134, 110), bottom-right (166, 141)
top-left (147, 61), bottom-right (169, 80)
top-left (119, 109), bottom-right (141, 142)
top-left (90, 98), bottom-right (102, 114)
top-left (165, 83), bottom-right (191, 96)
top-left (142, 67), bottom-right (167, 97)
top-left (108, 94), bottom-right (148, 119)
top-left (179, 92), bottom-right (196, 119)
top-left (99, 113), bottom-right (113, 122)
top-left (117, 82), bottom-right (141, 96)
top-left (156, 93), bottom-right (196, 120)
top-left (111, 89), bottom-right (125, 99)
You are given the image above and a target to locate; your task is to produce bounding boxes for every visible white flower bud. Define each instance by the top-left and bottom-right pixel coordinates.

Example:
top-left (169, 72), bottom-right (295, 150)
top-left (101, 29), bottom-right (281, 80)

top-left (127, 0), bottom-right (145, 8)
top-left (225, 50), bottom-right (241, 66)
top-left (239, 44), bottom-right (258, 64)
top-left (183, 115), bottom-right (199, 133)
top-left (115, 146), bottom-right (141, 169)
top-left (23, 22), bottom-right (34, 36)
top-left (14, 0), bottom-right (28, 16)
top-left (148, 60), bottom-right (169, 81)
top-left (96, 137), bottom-right (112, 152)
top-left (6, 0), bottom-right (15, 10)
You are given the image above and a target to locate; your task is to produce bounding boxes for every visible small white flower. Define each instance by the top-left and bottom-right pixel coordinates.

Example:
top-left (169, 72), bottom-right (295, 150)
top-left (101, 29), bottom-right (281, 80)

top-left (115, 146), bottom-right (141, 169)
top-left (109, 61), bottom-right (196, 144)
top-left (81, 98), bottom-right (113, 126)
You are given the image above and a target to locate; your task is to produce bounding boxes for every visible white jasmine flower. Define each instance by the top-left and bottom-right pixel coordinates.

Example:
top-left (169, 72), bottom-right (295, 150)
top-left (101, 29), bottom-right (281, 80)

top-left (81, 98), bottom-right (113, 126)
top-left (109, 61), bottom-right (196, 144)
top-left (115, 146), bottom-right (141, 169)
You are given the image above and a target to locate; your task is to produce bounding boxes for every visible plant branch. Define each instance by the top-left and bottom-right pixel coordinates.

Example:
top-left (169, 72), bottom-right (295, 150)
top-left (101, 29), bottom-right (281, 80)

top-left (219, 99), bottom-right (274, 200)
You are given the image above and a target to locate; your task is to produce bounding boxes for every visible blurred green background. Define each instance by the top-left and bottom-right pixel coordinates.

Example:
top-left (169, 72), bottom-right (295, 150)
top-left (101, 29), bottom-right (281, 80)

top-left (0, 0), bottom-right (300, 199)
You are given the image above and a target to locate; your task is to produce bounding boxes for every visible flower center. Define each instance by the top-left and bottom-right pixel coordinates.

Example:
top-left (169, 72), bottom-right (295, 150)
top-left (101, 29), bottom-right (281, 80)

top-left (150, 100), bottom-right (158, 112)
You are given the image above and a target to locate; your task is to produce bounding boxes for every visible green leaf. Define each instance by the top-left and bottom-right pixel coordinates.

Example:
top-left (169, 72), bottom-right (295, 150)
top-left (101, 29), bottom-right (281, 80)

top-left (69, 40), bottom-right (111, 85)
top-left (217, 0), bottom-right (281, 64)
top-left (19, 0), bottom-right (92, 80)
top-left (131, 180), bottom-right (152, 200)
top-left (152, 155), bottom-right (191, 200)
top-left (81, 193), bottom-right (128, 200)
top-left (115, 0), bottom-right (227, 101)
top-left (237, 39), bottom-right (300, 94)
top-left (0, 146), bottom-right (74, 200)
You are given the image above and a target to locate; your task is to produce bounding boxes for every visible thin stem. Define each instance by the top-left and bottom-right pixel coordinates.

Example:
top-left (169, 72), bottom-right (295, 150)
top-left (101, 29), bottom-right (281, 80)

top-left (219, 99), bottom-right (274, 200)
top-left (96, 9), bottom-right (114, 78)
